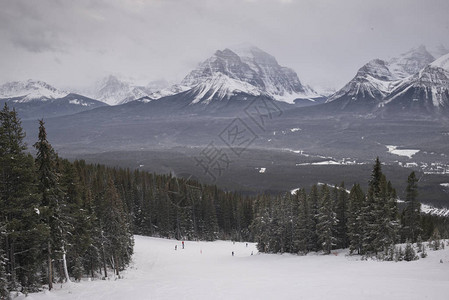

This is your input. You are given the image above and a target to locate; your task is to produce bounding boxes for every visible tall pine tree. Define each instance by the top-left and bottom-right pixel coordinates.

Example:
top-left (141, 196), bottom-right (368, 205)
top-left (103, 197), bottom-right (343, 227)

top-left (0, 104), bottom-right (43, 292)
top-left (316, 185), bottom-right (337, 254)
top-left (402, 171), bottom-right (421, 242)
top-left (34, 119), bottom-right (67, 289)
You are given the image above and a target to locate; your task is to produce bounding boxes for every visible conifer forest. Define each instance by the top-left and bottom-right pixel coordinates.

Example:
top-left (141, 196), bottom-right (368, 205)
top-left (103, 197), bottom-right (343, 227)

top-left (1, 103), bottom-right (448, 297)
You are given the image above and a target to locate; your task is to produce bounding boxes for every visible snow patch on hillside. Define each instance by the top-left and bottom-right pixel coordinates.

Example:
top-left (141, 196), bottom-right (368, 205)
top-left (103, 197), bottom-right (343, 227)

top-left (190, 73), bottom-right (261, 104)
top-left (386, 145), bottom-right (420, 158)
top-left (430, 52), bottom-right (449, 71)
top-left (421, 203), bottom-right (449, 217)
top-left (69, 99), bottom-right (89, 106)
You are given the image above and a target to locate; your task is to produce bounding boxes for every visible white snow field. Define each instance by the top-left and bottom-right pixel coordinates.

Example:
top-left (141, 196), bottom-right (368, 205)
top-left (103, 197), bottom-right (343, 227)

top-left (22, 236), bottom-right (449, 300)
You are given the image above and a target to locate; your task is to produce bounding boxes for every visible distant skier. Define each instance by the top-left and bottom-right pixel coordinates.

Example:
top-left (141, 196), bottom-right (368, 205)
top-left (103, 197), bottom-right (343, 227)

top-left (251, 251), bottom-right (253, 255)
top-left (175, 245), bottom-right (177, 250)
top-left (246, 243), bottom-right (248, 247)
top-left (232, 251), bottom-right (234, 256)
top-left (182, 241), bottom-right (185, 249)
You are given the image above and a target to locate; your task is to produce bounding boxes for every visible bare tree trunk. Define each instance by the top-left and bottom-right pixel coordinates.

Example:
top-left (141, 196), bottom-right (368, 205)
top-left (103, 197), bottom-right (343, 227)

top-left (113, 253), bottom-right (119, 277)
top-left (48, 241), bottom-right (53, 290)
top-left (101, 243), bottom-right (107, 278)
top-left (62, 245), bottom-right (71, 283)
top-left (91, 257), bottom-right (95, 278)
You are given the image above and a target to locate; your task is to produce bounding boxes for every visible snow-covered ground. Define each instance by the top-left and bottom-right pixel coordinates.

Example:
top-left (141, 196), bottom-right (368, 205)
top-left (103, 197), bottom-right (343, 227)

top-left (22, 236), bottom-right (449, 300)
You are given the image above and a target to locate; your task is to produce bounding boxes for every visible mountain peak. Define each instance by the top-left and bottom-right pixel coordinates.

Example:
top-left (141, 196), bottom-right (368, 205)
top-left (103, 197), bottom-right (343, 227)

top-left (90, 75), bottom-right (150, 105)
top-left (380, 52), bottom-right (449, 113)
top-left (388, 46), bottom-right (435, 79)
top-left (0, 79), bottom-right (68, 101)
top-left (356, 59), bottom-right (394, 81)
top-left (430, 52), bottom-right (449, 71)
top-left (182, 46), bottom-right (318, 104)
top-left (215, 48), bottom-right (239, 58)
top-left (430, 44), bottom-right (449, 59)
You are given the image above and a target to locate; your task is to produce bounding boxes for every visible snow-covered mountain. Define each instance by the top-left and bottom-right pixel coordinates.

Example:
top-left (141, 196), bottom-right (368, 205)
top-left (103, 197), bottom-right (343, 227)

top-left (180, 46), bottom-right (319, 104)
top-left (0, 79), bottom-right (107, 120)
top-left (185, 73), bottom-right (261, 105)
top-left (79, 47), bottom-right (319, 106)
top-left (146, 83), bottom-right (189, 100)
top-left (380, 52), bottom-right (449, 114)
top-left (86, 75), bottom-right (152, 106)
top-left (86, 76), bottom-right (189, 105)
top-left (0, 79), bottom-right (69, 102)
top-left (325, 59), bottom-right (400, 110)
top-left (388, 45), bottom-right (436, 79)
top-left (326, 46), bottom-right (438, 111)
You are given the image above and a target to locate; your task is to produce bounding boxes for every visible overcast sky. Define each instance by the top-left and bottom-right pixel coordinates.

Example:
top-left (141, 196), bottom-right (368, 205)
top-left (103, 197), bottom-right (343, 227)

top-left (1, 0), bottom-right (448, 91)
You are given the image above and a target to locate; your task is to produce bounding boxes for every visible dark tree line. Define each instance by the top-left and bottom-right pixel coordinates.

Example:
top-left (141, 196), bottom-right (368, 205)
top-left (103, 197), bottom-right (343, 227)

top-left (251, 158), bottom-right (447, 257)
top-left (83, 162), bottom-right (254, 242)
top-left (0, 104), bottom-right (134, 297)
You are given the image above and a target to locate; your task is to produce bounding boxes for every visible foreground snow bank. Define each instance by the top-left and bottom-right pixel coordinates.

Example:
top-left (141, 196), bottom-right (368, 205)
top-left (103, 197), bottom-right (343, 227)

top-left (22, 236), bottom-right (449, 300)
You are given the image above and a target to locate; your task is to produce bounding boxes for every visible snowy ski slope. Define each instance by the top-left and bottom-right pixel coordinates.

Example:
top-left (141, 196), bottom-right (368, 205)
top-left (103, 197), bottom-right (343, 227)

top-left (21, 235), bottom-right (449, 300)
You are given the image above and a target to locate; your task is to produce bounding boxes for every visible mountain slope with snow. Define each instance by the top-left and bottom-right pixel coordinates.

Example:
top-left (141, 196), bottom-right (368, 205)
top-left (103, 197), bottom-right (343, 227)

top-left (86, 75), bottom-right (153, 106)
top-left (380, 52), bottom-right (449, 114)
top-left (325, 46), bottom-right (438, 112)
top-left (325, 59), bottom-right (400, 110)
top-left (180, 47), bottom-right (319, 105)
top-left (0, 80), bottom-right (68, 102)
top-left (0, 80), bottom-right (107, 120)
top-left (388, 45), bottom-right (436, 79)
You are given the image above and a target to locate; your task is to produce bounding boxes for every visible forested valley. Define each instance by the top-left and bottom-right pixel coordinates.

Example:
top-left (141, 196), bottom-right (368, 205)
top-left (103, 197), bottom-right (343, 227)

top-left (1, 103), bottom-right (448, 297)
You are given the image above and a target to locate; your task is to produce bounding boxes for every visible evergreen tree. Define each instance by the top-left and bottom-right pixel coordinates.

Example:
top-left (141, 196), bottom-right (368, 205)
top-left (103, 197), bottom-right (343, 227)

top-left (335, 182), bottom-right (348, 249)
top-left (0, 224), bottom-right (9, 299)
top-left (251, 194), bottom-right (273, 253)
top-left (308, 185), bottom-right (319, 251)
top-left (373, 175), bottom-right (399, 254)
top-left (316, 185), bottom-right (337, 254)
top-left (295, 189), bottom-right (313, 254)
top-left (362, 158), bottom-right (399, 255)
top-left (347, 184), bottom-right (365, 254)
top-left (0, 104), bottom-right (43, 292)
top-left (34, 120), bottom-right (66, 289)
top-left (101, 177), bottom-right (133, 277)
top-left (404, 240), bottom-right (417, 261)
top-left (361, 158), bottom-right (382, 254)
top-left (402, 171), bottom-right (421, 242)
top-left (430, 228), bottom-right (441, 250)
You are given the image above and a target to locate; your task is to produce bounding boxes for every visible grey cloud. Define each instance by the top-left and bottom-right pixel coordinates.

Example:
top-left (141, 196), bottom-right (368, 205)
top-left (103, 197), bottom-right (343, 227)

top-left (0, 0), bottom-right (448, 90)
